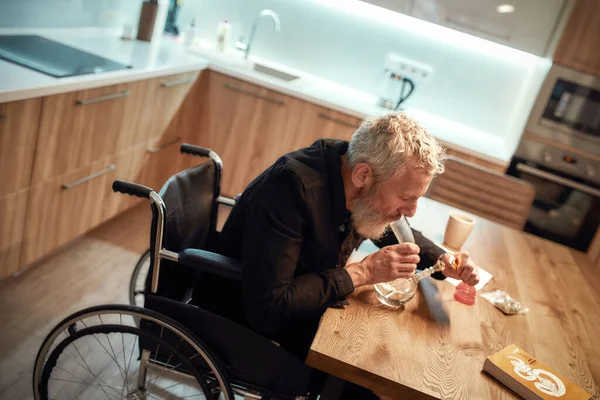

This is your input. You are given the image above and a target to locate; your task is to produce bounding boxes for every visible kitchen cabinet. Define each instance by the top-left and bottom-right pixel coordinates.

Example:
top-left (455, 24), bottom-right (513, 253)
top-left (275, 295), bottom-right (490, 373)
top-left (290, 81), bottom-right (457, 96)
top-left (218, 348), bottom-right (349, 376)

top-left (444, 148), bottom-right (506, 174)
top-left (553, 0), bottom-right (600, 77)
top-left (413, 0), bottom-right (567, 56)
top-left (102, 142), bottom-right (150, 219)
top-left (143, 135), bottom-right (188, 191)
top-left (21, 158), bottom-right (119, 265)
top-left (0, 189), bottom-right (29, 279)
top-left (287, 102), bottom-right (362, 151)
top-left (137, 72), bottom-right (200, 144)
top-left (31, 81), bottom-right (149, 185)
top-left (0, 98), bottom-right (42, 279)
top-left (363, 0), bottom-right (569, 56)
top-left (190, 72), bottom-right (296, 197)
top-left (0, 98), bottom-right (42, 198)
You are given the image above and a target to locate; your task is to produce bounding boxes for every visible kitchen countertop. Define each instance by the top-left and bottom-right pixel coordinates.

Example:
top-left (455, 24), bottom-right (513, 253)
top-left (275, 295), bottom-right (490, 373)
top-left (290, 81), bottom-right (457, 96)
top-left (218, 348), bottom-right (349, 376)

top-left (0, 29), bottom-right (510, 166)
top-left (0, 28), bottom-right (209, 102)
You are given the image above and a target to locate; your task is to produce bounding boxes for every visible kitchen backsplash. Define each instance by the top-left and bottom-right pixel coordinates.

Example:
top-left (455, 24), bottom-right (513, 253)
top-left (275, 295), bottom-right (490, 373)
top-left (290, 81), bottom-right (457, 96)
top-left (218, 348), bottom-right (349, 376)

top-left (0, 0), bottom-right (143, 29)
top-left (179, 0), bottom-right (551, 144)
top-left (1, 0), bottom-right (552, 146)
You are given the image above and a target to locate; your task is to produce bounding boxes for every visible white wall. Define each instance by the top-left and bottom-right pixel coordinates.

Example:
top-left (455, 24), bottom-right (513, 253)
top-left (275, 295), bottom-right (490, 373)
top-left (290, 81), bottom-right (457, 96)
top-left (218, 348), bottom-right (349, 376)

top-left (180, 0), bottom-right (551, 141)
top-left (0, 0), bottom-right (143, 29)
top-left (0, 0), bottom-right (552, 146)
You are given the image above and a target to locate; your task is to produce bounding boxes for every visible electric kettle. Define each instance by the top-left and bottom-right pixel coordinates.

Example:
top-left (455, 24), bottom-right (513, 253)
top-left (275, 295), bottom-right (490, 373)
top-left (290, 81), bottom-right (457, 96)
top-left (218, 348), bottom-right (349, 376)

top-left (377, 53), bottom-right (416, 110)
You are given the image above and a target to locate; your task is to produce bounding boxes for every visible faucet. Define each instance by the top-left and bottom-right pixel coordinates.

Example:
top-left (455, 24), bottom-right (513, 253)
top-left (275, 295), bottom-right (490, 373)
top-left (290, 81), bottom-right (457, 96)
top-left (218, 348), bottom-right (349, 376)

top-left (236, 9), bottom-right (281, 59)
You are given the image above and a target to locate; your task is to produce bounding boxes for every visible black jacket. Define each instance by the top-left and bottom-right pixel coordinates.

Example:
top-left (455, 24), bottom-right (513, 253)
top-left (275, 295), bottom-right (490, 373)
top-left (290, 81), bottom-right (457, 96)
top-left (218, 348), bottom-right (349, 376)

top-left (218, 139), bottom-right (446, 355)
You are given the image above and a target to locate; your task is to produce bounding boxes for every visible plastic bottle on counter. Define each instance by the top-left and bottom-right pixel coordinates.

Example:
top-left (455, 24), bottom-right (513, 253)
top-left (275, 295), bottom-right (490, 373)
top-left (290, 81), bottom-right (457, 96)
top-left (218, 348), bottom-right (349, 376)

top-left (183, 18), bottom-right (197, 48)
top-left (216, 20), bottom-right (231, 52)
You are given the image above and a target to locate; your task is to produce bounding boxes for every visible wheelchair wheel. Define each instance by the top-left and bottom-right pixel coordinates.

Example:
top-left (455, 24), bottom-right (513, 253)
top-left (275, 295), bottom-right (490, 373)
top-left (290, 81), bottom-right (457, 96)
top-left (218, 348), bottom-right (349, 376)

top-left (130, 249), bottom-right (150, 308)
top-left (33, 304), bottom-right (234, 400)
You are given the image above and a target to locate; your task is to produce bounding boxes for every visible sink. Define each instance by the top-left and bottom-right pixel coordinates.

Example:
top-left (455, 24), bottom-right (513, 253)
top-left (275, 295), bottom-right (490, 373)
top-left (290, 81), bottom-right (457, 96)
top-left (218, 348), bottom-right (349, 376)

top-left (252, 63), bottom-right (299, 82)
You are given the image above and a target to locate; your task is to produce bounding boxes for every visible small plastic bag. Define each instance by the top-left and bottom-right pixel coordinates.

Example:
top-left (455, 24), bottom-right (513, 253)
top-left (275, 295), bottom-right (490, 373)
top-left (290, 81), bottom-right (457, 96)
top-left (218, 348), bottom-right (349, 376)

top-left (480, 290), bottom-right (529, 315)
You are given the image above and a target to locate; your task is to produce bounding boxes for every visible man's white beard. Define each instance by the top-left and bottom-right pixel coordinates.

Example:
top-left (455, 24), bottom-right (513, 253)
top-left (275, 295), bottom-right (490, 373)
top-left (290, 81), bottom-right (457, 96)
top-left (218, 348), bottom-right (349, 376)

top-left (349, 193), bottom-right (394, 240)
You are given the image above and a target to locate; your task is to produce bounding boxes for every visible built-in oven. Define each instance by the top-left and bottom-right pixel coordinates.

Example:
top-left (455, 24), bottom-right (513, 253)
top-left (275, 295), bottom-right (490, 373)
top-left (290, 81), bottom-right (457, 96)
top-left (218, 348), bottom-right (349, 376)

top-left (506, 139), bottom-right (600, 252)
top-left (526, 64), bottom-right (600, 155)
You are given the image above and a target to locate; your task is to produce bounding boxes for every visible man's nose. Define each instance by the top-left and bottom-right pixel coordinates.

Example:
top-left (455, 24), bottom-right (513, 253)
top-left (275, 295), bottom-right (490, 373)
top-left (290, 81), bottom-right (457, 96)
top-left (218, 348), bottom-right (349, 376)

top-left (401, 200), bottom-right (419, 218)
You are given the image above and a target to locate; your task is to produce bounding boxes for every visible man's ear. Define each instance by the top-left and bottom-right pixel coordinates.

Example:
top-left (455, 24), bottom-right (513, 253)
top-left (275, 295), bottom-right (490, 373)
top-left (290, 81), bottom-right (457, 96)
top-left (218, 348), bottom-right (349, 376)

top-left (351, 162), bottom-right (373, 189)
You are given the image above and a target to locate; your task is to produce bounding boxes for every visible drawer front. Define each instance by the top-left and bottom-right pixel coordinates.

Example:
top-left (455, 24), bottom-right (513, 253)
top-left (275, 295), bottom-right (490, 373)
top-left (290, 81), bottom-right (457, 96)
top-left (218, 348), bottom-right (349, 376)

top-left (0, 189), bottom-right (29, 279)
top-left (103, 143), bottom-right (150, 219)
top-left (122, 71), bottom-right (200, 149)
top-left (0, 98), bottom-right (43, 197)
top-left (143, 134), bottom-right (187, 192)
top-left (22, 159), bottom-right (119, 265)
top-left (151, 72), bottom-right (199, 140)
top-left (282, 102), bottom-right (362, 153)
top-left (103, 134), bottom-right (188, 219)
top-left (31, 81), bottom-right (146, 184)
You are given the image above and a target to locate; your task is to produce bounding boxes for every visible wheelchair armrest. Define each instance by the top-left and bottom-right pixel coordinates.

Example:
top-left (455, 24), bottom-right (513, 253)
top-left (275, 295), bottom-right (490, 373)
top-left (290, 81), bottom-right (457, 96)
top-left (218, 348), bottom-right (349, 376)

top-left (178, 249), bottom-right (242, 281)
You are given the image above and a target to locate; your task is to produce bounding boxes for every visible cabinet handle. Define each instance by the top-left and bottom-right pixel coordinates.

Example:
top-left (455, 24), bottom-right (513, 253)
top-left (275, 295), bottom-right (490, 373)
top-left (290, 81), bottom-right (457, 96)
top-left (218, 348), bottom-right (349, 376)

top-left (147, 136), bottom-right (182, 153)
top-left (161, 77), bottom-right (195, 87)
top-left (318, 113), bottom-right (360, 128)
top-left (62, 164), bottom-right (116, 189)
top-left (224, 83), bottom-right (284, 105)
top-left (76, 91), bottom-right (130, 105)
top-left (0, 115), bottom-right (5, 122)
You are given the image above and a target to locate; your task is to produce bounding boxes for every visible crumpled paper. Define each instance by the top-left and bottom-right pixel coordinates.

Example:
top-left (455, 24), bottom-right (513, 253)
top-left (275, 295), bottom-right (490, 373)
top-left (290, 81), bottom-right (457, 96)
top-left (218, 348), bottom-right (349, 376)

top-left (480, 290), bottom-right (529, 315)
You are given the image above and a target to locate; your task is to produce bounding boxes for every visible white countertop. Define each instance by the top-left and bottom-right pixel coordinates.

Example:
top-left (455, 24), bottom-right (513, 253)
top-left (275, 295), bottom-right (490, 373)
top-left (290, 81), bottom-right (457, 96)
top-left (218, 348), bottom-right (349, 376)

top-left (0, 28), bottom-right (209, 102)
top-left (0, 29), bottom-right (511, 166)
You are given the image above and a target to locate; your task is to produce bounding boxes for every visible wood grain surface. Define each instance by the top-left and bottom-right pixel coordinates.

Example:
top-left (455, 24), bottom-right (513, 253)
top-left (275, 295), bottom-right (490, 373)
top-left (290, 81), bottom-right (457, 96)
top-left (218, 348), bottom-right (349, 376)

top-left (443, 148), bottom-right (506, 174)
top-left (0, 98), bottom-right (42, 198)
top-left (553, 0), bottom-right (600, 77)
top-left (307, 197), bottom-right (599, 399)
top-left (589, 227), bottom-right (600, 268)
top-left (426, 156), bottom-right (535, 230)
top-left (0, 189), bottom-right (29, 279)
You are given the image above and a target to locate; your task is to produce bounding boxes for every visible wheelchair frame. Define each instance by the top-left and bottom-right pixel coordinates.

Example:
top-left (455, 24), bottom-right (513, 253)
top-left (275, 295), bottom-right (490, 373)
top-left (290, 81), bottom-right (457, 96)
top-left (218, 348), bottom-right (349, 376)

top-left (33, 144), bottom-right (311, 400)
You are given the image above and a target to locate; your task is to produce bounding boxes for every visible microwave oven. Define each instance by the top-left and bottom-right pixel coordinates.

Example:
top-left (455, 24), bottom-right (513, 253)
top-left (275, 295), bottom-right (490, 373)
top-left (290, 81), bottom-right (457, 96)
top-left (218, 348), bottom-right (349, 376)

top-left (526, 64), bottom-right (600, 155)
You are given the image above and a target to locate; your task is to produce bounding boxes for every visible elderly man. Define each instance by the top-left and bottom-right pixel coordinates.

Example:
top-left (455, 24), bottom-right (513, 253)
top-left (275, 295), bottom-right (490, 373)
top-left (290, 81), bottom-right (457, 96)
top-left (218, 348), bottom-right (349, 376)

top-left (218, 112), bottom-right (479, 399)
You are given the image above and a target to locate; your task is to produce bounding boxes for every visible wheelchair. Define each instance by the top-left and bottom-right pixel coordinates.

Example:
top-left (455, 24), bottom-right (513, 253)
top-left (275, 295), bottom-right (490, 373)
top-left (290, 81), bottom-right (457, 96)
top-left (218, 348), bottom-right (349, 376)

top-left (33, 144), bottom-right (315, 400)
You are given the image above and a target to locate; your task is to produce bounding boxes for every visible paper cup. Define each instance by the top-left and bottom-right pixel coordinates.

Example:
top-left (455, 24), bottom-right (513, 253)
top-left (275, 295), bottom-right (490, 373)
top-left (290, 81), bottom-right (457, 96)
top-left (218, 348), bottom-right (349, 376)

top-left (443, 212), bottom-right (475, 250)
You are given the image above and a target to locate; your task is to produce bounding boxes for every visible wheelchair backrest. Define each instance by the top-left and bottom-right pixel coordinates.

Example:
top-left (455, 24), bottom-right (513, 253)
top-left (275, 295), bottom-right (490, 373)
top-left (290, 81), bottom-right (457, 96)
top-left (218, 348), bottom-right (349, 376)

top-left (160, 160), bottom-right (218, 252)
top-left (149, 159), bottom-right (220, 301)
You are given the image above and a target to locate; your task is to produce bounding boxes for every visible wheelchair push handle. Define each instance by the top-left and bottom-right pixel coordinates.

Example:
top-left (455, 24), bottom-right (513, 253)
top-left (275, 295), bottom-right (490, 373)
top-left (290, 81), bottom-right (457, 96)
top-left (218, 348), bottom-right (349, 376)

top-left (112, 180), bottom-right (153, 199)
top-left (180, 143), bottom-right (212, 158)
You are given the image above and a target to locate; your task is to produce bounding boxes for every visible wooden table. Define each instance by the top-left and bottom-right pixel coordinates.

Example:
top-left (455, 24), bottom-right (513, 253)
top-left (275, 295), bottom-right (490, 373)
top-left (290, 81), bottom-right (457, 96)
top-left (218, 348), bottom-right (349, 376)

top-left (306, 197), bottom-right (600, 399)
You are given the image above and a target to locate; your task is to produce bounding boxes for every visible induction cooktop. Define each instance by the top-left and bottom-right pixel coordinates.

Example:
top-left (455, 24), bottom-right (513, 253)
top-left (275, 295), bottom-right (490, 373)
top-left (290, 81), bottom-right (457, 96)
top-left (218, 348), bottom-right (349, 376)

top-left (0, 35), bottom-right (132, 78)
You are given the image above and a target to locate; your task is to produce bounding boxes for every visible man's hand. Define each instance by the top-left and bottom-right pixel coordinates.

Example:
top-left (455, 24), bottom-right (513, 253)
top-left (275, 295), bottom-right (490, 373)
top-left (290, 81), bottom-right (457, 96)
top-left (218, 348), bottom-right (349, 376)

top-left (440, 252), bottom-right (479, 286)
top-left (345, 243), bottom-right (420, 288)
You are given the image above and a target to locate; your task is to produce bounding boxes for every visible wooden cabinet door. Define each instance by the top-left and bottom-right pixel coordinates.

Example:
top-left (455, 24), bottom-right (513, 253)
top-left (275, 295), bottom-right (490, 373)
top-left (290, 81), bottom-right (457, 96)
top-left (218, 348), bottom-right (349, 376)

top-left (150, 72), bottom-right (200, 138)
top-left (102, 142), bottom-right (149, 219)
top-left (0, 98), bottom-right (42, 198)
top-left (31, 81), bottom-right (147, 184)
top-left (288, 102), bottom-right (362, 151)
top-left (554, 0), bottom-right (600, 76)
top-left (21, 159), bottom-right (118, 265)
top-left (0, 189), bottom-right (29, 279)
top-left (103, 135), bottom-right (190, 220)
top-left (131, 71), bottom-right (200, 146)
top-left (189, 72), bottom-right (288, 197)
top-left (143, 134), bottom-right (187, 192)
top-left (410, 0), bottom-right (566, 56)
top-left (444, 148), bottom-right (506, 174)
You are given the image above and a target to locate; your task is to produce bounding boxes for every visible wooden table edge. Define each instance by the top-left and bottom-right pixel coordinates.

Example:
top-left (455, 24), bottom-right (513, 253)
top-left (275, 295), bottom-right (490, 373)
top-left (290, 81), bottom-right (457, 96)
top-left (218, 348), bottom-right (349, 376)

top-left (306, 349), bottom-right (439, 400)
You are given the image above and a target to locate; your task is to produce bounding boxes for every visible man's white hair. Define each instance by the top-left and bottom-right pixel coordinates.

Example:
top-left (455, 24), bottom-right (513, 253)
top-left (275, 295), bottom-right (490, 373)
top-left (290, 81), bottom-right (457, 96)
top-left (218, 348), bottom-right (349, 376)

top-left (347, 112), bottom-right (446, 183)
